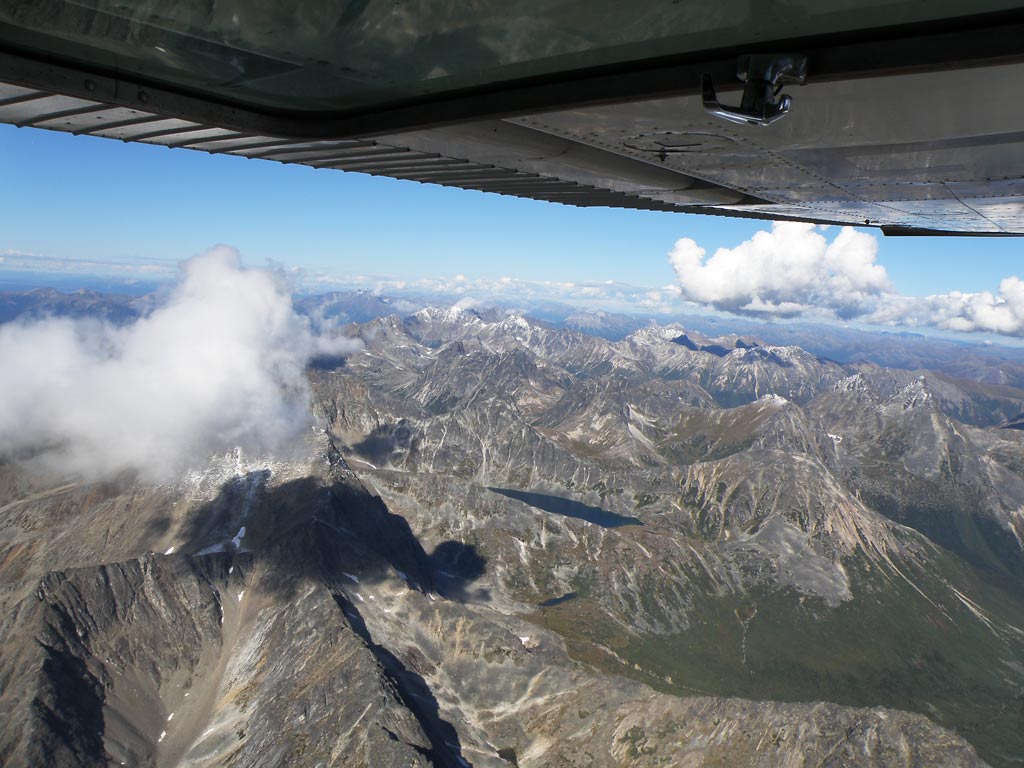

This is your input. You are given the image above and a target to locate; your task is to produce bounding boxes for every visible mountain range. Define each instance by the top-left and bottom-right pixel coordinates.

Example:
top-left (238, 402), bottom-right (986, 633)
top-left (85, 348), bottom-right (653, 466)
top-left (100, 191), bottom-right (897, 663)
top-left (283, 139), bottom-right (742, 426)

top-left (2, 290), bottom-right (1024, 766)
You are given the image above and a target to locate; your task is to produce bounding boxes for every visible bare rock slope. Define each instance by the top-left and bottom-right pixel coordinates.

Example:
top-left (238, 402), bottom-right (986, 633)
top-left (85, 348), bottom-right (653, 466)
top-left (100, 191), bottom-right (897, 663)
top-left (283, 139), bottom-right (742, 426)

top-left (0, 439), bottom-right (988, 767)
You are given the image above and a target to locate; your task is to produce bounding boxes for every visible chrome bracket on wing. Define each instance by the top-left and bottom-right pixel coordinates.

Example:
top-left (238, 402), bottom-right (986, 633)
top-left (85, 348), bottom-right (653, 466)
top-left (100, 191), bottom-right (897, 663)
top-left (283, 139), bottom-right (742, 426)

top-left (702, 54), bottom-right (808, 126)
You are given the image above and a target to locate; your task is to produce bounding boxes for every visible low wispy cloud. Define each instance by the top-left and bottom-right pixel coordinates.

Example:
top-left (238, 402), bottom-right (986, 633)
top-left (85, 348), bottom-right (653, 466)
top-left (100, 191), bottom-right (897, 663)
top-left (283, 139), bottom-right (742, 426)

top-left (297, 270), bottom-right (683, 316)
top-left (668, 222), bottom-right (1024, 339)
top-left (0, 246), bottom-right (361, 480)
top-left (1, 249), bottom-right (177, 278)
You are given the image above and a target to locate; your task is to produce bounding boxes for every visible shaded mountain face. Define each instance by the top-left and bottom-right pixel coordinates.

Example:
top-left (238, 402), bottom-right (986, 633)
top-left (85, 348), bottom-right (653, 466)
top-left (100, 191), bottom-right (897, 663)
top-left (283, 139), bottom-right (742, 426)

top-left (2, 306), bottom-right (1022, 767)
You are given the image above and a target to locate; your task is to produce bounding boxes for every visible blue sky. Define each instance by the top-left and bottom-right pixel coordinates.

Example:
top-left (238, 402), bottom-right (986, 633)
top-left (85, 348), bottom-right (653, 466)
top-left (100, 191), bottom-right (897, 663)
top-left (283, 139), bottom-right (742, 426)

top-left (4, 123), bottom-right (1024, 347)
top-left (2, 123), bottom-right (1022, 300)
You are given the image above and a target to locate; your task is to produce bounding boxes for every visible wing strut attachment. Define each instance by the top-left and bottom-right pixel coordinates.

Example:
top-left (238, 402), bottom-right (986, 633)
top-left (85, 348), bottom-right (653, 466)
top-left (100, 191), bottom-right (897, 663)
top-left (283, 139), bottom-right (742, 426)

top-left (702, 54), bottom-right (808, 126)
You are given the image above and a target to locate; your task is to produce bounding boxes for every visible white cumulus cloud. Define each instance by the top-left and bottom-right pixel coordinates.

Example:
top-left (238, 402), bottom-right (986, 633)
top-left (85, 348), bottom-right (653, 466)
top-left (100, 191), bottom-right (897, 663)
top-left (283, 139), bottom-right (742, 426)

top-left (667, 223), bottom-right (1024, 339)
top-left (868, 277), bottom-right (1024, 336)
top-left (668, 222), bottom-right (892, 319)
top-left (0, 245), bottom-right (361, 480)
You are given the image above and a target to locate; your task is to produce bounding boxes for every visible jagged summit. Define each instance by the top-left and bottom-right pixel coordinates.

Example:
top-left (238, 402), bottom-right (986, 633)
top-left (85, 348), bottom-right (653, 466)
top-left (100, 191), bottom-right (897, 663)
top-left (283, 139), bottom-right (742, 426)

top-left (495, 312), bottom-right (536, 337)
top-left (626, 324), bottom-right (690, 345)
top-left (409, 305), bottom-right (486, 330)
top-left (886, 374), bottom-right (935, 411)
top-left (728, 343), bottom-right (806, 362)
top-left (833, 372), bottom-right (874, 394)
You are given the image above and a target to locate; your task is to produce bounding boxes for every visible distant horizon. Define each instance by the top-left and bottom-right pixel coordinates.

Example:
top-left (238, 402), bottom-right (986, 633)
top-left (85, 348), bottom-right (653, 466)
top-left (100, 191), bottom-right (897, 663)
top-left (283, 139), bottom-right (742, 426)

top-left (5, 263), bottom-right (1024, 353)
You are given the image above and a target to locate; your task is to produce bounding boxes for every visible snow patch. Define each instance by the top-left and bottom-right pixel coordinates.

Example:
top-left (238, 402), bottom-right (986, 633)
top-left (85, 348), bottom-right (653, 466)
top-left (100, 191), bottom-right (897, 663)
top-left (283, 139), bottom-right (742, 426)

top-left (504, 314), bottom-right (531, 331)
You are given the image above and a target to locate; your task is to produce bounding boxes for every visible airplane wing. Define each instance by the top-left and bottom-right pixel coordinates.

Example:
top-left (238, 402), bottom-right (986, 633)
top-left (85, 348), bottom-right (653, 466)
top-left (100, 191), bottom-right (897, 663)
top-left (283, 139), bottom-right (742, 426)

top-left (1, 2), bottom-right (1022, 234)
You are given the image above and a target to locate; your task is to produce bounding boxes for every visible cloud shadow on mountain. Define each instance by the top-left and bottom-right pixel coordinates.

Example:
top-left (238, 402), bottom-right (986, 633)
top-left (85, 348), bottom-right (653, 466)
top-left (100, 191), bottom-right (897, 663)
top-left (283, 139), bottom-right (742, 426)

top-left (179, 469), bottom-right (488, 605)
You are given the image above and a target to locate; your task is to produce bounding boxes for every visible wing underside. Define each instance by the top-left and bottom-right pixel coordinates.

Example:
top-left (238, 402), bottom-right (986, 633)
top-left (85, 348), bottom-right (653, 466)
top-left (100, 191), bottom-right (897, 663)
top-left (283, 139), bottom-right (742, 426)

top-left (1, 3), bottom-right (1023, 234)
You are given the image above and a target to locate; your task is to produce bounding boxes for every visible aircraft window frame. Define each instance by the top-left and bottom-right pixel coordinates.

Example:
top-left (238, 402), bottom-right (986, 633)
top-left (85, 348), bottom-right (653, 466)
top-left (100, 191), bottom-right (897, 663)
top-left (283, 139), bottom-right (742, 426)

top-left (0, 9), bottom-right (1021, 143)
